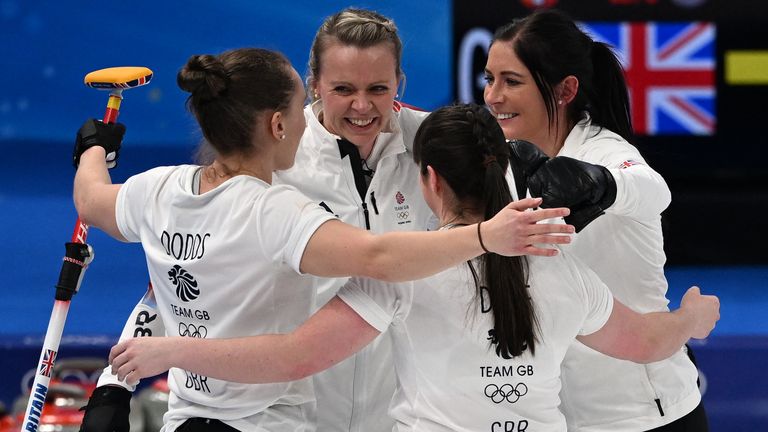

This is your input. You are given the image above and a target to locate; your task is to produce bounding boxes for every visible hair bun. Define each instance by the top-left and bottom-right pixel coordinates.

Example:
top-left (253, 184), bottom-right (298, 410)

top-left (177, 54), bottom-right (229, 102)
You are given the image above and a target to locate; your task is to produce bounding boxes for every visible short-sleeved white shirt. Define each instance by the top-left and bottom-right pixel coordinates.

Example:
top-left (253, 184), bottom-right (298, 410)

top-left (116, 165), bottom-right (335, 432)
top-left (337, 251), bottom-right (613, 432)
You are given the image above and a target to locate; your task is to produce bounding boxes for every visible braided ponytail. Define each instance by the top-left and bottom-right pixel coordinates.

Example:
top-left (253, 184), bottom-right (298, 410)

top-left (414, 104), bottom-right (537, 358)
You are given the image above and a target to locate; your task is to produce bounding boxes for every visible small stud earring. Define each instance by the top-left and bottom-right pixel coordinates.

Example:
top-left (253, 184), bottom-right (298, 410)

top-left (313, 91), bottom-right (319, 99)
top-left (280, 134), bottom-right (286, 140)
top-left (558, 100), bottom-right (563, 105)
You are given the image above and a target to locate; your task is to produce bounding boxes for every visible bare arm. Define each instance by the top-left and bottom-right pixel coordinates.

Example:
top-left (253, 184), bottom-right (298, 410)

top-left (109, 296), bottom-right (379, 385)
top-left (301, 197), bottom-right (575, 282)
top-left (578, 286), bottom-right (719, 363)
top-left (73, 147), bottom-right (124, 240)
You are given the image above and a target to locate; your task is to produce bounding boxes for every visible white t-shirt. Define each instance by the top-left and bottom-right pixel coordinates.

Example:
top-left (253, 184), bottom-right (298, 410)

top-left (337, 251), bottom-right (613, 432)
top-left (116, 165), bottom-right (335, 432)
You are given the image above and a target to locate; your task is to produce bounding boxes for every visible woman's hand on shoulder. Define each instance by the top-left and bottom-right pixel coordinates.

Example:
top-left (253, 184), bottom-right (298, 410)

top-left (482, 197), bottom-right (574, 257)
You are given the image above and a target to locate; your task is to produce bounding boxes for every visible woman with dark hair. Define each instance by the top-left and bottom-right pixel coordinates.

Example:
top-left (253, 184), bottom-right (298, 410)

top-left (107, 104), bottom-right (719, 432)
top-left (484, 9), bottom-right (706, 432)
top-left (72, 49), bottom-right (572, 431)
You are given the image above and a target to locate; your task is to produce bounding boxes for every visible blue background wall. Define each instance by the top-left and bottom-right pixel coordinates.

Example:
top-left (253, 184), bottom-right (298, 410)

top-left (0, 0), bottom-right (453, 143)
top-left (1, 0), bottom-right (452, 337)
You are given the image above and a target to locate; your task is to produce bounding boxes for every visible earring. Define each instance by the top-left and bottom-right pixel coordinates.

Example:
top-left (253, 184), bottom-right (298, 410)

top-left (313, 91), bottom-right (319, 100)
top-left (558, 100), bottom-right (563, 105)
top-left (280, 134), bottom-right (286, 140)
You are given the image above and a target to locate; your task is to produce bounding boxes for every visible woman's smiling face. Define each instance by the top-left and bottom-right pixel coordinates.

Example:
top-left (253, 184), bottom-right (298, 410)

top-left (314, 41), bottom-right (399, 157)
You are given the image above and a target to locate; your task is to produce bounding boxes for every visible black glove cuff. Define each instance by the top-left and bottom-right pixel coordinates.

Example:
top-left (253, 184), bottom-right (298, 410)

top-left (508, 139), bottom-right (550, 200)
top-left (81, 385), bottom-right (132, 410)
top-left (598, 167), bottom-right (618, 210)
top-left (565, 203), bottom-right (605, 233)
top-left (73, 119), bottom-right (125, 169)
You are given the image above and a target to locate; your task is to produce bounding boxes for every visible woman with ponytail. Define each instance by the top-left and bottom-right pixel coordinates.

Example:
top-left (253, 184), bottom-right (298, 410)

top-left (107, 104), bottom-right (720, 432)
top-left (484, 8), bottom-right (706, 432)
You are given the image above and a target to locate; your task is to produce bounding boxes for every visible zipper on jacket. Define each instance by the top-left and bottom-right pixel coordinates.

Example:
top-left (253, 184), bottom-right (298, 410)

top-left (643, 364), bottom-right (665, 417)
top-left (337, 139), bottom-right (373, 231)
top-left (370, 191), bottom-right (379, 215)
top-left (362, 202), bottom-right (371, 230)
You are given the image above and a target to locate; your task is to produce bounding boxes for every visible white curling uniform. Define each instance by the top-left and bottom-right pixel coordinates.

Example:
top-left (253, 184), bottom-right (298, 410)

top-left (556, 115), bottom-right (700, 431)
top-left (337, 251), bottom-right (614, 432)
top-left (116, 165), bottom-right (335, 432)
top-left (274, 101), bottom-right (434, 432)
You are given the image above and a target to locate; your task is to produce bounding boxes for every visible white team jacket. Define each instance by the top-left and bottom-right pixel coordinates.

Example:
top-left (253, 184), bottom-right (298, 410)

top-left (557, 115), bottom-right (701, 431)
top-left (276, 101), bottom-right (434, 432)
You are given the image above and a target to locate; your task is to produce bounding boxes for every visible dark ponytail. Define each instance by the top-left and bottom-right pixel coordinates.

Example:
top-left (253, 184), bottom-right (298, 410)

top-left (589, 41), bottom-right (633, 141)
top-left (491, 9), bottom-right (634, 143)
top-left (413, 103), bottom-right (537, 358)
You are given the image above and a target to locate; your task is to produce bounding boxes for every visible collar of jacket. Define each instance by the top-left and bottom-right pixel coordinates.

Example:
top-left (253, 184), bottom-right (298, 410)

top-left (559, 112), bottom-right (625, 158)
top-left (559, 112), bottom-right (593, 157)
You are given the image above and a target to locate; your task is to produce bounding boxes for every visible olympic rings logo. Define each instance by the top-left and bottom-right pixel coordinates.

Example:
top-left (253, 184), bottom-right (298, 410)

top-left (484, 383), bottom-right (528, 403)
top-left (397, 211), bottom-right (409, 219)
top-left (179, 322), bottom-right (208, 338)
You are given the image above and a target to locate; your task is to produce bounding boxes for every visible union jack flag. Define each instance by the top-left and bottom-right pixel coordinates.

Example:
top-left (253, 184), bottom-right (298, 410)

top-left (39, 349), bottom-right (57, 378)
top-left (579, 21), bottom-right (716, 135)
top-left (618, 160), bottom-right (641, 169)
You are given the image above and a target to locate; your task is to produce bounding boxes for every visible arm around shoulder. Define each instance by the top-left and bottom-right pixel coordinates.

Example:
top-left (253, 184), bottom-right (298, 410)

top-left (608, 163), bottom-right (671, 220)
top-left (577, 136), bottom-right (671, 220)
top-left (299, 198), bottom-right (575, 282)
top-left (109, 296), bottom-right (380, 384)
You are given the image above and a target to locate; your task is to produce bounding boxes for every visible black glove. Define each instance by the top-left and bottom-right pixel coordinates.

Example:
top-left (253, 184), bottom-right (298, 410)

top-left (79, 385), bottom-right (131, 432)
top-left (528, 156), bottom-right (617, 232)
top-left (74, 119), bottom-right (126, 169)
top-left (507, 139), bottom-right (550, 200)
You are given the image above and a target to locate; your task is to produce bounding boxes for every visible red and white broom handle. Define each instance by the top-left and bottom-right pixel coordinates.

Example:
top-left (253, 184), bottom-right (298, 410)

top-left (21, 89), bottom-right (123, 432)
